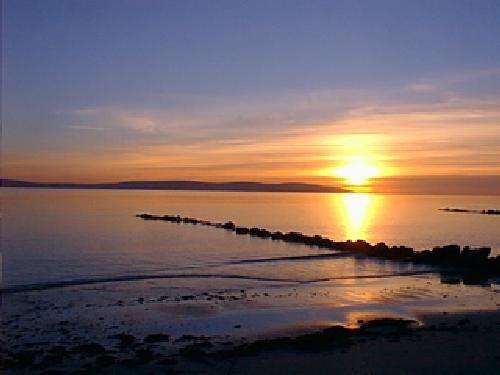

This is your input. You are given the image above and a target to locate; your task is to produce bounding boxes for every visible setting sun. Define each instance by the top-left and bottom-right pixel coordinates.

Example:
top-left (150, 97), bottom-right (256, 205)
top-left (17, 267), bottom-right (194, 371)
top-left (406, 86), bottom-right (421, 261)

top-left (334, 160), bottom-right (380, 186)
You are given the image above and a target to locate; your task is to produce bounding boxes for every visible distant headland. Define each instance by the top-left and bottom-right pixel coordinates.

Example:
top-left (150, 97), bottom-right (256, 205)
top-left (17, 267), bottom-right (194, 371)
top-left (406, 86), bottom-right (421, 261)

top-left (0, 179), bottom-right (349, 193)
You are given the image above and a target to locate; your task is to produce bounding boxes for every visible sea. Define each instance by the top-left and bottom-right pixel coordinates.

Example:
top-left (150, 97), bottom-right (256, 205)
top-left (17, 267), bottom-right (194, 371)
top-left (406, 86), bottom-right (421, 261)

top-left (2, 188), bottom-right (499, 344)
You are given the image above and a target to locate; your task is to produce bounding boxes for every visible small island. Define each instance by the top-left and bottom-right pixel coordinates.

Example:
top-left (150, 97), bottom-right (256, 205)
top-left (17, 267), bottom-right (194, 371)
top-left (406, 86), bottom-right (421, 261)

top-left (440, 208), bottom-right (500, 215)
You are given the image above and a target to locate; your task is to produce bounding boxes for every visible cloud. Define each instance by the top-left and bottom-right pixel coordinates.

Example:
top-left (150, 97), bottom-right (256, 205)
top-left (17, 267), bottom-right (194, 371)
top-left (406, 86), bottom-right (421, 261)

top-left (5, 67), bottom-right (499, 189)
top-left (406, 83), bottom-right (435, 93)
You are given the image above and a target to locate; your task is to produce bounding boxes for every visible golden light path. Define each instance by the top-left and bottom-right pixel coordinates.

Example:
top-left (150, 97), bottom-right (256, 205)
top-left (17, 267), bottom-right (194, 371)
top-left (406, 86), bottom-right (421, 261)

top-left (329, 154), bottom-right (381, 240)
top-left (341, 193), bottom-right (373, 241)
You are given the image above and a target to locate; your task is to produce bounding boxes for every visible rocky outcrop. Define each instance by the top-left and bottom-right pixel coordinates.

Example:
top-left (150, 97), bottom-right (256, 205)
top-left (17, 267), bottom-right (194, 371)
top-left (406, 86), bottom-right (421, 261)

top-left (136, 213), bottom-right (499, 277)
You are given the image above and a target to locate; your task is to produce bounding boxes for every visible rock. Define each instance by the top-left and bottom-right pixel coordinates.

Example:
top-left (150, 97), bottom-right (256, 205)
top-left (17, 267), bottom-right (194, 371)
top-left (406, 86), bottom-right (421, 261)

top-left (360, 319), bottom-right (416, 334)
top-left (114, 333), bottom-right (136, 347)
top-left (134, 348), bottom-right (155, 364)
top-left (136, 213), bottom-right (499, 278)
top-left (157, 357), bottom-right (178, 365)
top-left (72, 343), bottom-right (106, 356)
top-left (95, 354), bottom-right (116, 367)
top-left (457, 318), bottom-right (471, 326)
top-left (40, 371), bottom-right (65, 375)
top-left (12, 350), bottom-right (39, 367)
top-left (461, 247), bottom-right (491, 263)
top-left (179, 344), bottom-right (206, 358)
top-left (432, 245), bottom-right (461, 261)
top-left (270, 231), bottom-right (283, 240)
top-left (235, 227), bottom-right (249, 235)
top-left (283, 232), bottom-right (305, 243)
top-left (144, 334), bottom-right (170, 343)
top-left (293, 326), bottom-right (352, 351)
top-left (222, 221), bottom-right (236, 230)
top-left (48, 346), bottom-right (67, 355)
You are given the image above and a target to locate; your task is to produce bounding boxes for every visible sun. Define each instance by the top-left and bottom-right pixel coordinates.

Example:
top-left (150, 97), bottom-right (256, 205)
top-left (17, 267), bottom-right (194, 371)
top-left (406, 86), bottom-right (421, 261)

top-left (334, 160), bottom-right (380, 186)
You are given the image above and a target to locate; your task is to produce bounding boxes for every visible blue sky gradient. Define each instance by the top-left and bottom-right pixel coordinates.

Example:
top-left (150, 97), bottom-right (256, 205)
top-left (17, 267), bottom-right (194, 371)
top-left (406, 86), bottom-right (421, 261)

top-left (3, 0), bottom-right (500, 193)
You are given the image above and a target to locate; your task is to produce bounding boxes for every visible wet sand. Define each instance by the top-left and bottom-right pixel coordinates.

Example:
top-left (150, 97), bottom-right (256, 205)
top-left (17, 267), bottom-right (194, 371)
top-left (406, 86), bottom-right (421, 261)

top-left (3, 308), bottom-right (499, 374)
top-left (2, 275), bottom-right (499, 374)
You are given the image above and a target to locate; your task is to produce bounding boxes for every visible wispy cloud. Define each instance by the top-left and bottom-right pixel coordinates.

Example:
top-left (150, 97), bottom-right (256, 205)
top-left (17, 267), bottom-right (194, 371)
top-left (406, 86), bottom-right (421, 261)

top-left (5, 68), bottom-right (500, 189)
top-left (67, 125), bottom-right (106, 131)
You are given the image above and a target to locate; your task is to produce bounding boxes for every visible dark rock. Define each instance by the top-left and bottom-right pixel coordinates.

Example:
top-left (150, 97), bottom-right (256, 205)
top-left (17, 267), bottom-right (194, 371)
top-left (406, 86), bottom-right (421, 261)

top-left (390, 246), bottom-right (414, 259)
top-left (134, 348), bottom-right (155, 363)
top-left (179, 344), bottom-right (206, 358)
top-left (114, 333), bottom-right (136, 347)
top-left (222, 221), bottom-right (236, 230)
top-left (248, 228), bottom-right (271, 238)
top-left (235, 227), bottom-right (249, 235)
top-left (95, 354), bottom-right (116, 367)
top-left (457, 318), bottom-right (471, 326)
top-left (72, 343), bottom-right (106, 356)
top-left (294, 326), bottom-right (352, 351)
top-left (432, 245), bottom-right (461, 261)
top-left (40, 371), bottom-right (65, 375)
top-left (48, 346), bottom-right (67, 355)
top-left (37, 354), bottom-right (64, 368)
top-left (461, 247), bottom-right (491, 263)
top-left (137, 213), bottom-right (500, 278)
top-left (11, 350), bottom-right (38, 367)
top-left (175, 334), bottom-right (210, 343)
top-left (283, 232), bottom-right (305, 243)
top-left (360, 319), bottom-right (416, 334)
top-left (270, 231), bottom-right (283, 240)
top-left (144, 334), bottom-right (170, 343)
top-left (156, 357), bottom-right (178, 365)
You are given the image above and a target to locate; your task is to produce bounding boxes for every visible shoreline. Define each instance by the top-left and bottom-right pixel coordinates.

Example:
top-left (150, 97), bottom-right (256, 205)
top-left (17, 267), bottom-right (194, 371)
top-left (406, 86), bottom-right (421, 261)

top-left (3, 264), bottom-right (499, 373)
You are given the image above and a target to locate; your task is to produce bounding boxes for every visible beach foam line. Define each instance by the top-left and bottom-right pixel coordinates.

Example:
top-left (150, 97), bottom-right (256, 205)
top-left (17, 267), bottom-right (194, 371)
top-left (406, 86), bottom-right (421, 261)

top-left (0, 270), bottom-right (432, 294)
top-left (187, 252), bottom-right (351, 268)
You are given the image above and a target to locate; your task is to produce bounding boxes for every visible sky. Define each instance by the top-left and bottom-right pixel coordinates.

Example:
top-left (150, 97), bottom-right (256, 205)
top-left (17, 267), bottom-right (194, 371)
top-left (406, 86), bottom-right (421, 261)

top-left (3, 0), bottom-right (500, 194)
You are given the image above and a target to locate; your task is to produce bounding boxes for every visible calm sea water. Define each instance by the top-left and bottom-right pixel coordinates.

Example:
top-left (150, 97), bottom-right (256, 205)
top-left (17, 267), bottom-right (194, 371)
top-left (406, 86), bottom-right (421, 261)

top-left (2, 188), bottom-right (499, 289)
top-left (3, 188), bottom-right (500, 345)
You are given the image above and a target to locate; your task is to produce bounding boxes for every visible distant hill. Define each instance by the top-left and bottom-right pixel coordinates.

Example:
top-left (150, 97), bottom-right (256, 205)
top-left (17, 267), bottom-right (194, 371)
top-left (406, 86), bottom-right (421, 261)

top-left (1, 179), bottom-right (348, 193)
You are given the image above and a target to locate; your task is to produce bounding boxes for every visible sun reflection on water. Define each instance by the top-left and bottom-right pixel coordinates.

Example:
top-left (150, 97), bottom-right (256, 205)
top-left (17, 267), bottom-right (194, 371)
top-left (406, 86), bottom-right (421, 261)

top-left (341, 193), bottom-right (372, 240)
